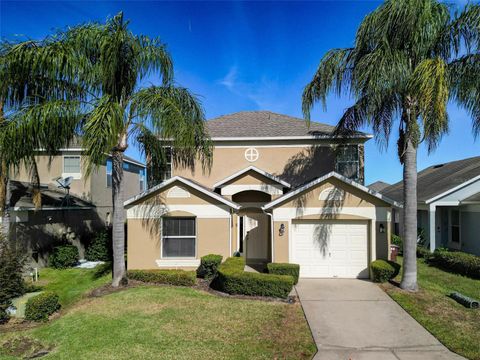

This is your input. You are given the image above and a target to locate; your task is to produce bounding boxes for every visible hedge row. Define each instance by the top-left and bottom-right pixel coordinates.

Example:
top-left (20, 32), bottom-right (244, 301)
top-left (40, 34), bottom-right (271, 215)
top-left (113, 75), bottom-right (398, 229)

top-left (370, 260), bottom-right (401, 283)
top-left (429, 249), bottom-right (480, 279)
top-left (25, 292), bottom-right (61, 322)
top-left (127, 269), bottom-right (196, 286)
top-left (49, 245), bottom-right (79, 269)
top-left (197, 254), bottom-right (223, 280)
top-left (267, 263), bottom-right (300, 284)
top-left (214, 257), bottom-right (294, 298)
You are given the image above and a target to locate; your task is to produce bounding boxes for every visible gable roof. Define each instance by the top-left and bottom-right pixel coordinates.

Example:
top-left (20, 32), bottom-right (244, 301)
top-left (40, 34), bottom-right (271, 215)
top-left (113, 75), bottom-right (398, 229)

top-left (124, 176), bottom-right (240, 209)
top-left (207, 111), bottom-right (371, 140)
top-left (213, 166), bottom-right (291, 189)
top-left (263, 172), bottom-right (401, 210)
top-left (382, 156), bottom-right (480, 203)
top-left (367, 181), bottom-right (391, 193)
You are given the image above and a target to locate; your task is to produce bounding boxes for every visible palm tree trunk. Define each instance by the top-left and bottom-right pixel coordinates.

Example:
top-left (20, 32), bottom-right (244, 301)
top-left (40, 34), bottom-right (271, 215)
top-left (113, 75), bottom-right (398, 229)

top-left (111, 148), bottom-right (127, 287)
top-left (0, 160), bottom-right (10, 238)
top-left (400, 137), bottom-right (418, 291)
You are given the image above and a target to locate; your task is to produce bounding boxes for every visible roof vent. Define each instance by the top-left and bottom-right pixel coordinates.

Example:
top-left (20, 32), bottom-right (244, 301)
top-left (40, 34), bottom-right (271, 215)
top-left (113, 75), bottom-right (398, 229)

top-left (433, 164), bottom-right (444, 169)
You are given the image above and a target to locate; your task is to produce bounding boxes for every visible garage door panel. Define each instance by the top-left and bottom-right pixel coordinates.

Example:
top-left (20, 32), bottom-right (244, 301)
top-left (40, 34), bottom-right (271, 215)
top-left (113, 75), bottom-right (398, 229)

top-left (292, 221), bottom-right (369, 279)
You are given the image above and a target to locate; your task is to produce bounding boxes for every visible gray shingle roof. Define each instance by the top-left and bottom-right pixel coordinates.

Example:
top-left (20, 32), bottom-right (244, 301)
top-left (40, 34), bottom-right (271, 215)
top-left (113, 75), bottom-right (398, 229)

top-left (10, 181), bottom-right (94, 210)
top-left (367, 181), bottom-right (391, 193)
top-left (206, 111), bottom-right (370, 139)
top-left (382, 156), bottom-right (480, 203)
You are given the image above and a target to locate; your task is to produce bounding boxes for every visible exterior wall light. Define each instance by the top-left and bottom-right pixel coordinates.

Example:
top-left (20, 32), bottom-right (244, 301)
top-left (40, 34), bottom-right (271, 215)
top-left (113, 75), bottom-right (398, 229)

top-left (379, 223), bottom-right (385, 233)
top-left (279, 223), bottom-right (285, 236)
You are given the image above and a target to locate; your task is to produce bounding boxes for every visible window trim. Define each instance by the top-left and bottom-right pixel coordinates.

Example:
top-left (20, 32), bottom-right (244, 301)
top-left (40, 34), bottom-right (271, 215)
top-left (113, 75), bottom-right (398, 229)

top-left (62, 155), bottom-right (82, 180)
top-left (448, 209), bottom-right (461, 247)
top-left (159, 146), bottom-right (173, 181)
top-left (106, 159), bottom-right (112, 188)
top-left (335, 145), bottom-right (360, 181)
top-left (160, 217), bottom-right (197, 259)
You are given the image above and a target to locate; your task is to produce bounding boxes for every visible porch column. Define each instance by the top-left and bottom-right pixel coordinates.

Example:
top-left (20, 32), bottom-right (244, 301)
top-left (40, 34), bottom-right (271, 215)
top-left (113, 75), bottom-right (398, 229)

top-left (429, 204), bottom-right (436, 252)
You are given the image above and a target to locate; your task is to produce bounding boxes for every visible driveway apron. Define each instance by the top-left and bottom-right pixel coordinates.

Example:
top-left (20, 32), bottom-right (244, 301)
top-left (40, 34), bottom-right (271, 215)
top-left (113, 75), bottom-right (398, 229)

top-left (295, 279), bottom-right (465, 360)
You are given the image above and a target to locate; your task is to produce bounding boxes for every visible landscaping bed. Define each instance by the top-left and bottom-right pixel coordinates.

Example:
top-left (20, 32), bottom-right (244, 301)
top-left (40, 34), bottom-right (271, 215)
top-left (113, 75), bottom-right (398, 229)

top-left (381, 256), bottom-right (480, 360)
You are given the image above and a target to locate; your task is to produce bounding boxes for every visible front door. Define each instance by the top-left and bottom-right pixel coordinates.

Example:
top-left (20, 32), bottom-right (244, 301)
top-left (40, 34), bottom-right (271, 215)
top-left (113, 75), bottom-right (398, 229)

top-left (243, 213), bottom-right (269, 261)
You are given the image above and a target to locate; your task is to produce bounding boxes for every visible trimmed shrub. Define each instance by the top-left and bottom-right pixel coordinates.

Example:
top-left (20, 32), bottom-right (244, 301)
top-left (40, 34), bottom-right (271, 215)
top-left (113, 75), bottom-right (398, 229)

top-left (391, 234), bottom-right (403, 255)
top-left (197, 254), bottom-right (223, 280)
top-left (127, 269), bottom-right (196, 286)
top-left (267, 263), bottom-right (300, 284)
top-left (25, 292), bottom-right (61, 322)
top-left (370, 260), bottom-right (401, 283)
top-left (416, 246), bottom-right (431, 259)
top-left (48, 245), bottom-right (79, 269)
top-left (85, 230), bottom-right (112, 262)
top-left (92, 261), bottom-right (112, 279)
top-left (214, 257), bottom-right (294, 298)
top-left (0, 305), bottom-right (9, 325)
top-left (429, 249), bottom-right (480, 279)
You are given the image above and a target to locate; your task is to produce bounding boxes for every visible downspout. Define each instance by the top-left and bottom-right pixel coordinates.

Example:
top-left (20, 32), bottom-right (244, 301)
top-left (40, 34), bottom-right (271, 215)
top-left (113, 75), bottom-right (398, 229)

top-left (264, 209), bottom-right (274, 263)
top-left (229, 208), bottom-right (233, 257)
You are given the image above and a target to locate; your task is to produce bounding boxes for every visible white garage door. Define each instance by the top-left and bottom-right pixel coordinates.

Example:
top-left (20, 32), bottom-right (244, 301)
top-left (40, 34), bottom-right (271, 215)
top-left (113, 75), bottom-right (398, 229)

top-left (292, 221), bottom-right (369, 278)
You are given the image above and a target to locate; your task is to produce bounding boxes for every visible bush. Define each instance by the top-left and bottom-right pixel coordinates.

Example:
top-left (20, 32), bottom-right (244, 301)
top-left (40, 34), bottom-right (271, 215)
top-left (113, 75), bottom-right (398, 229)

top-left (92, 261), bottom-right (112, 279)
top-left (0, 234), bottom-right (26, 321)
top-left (48, 245), bottom-right (79, 269)
top-left (391, 234), bottom-right (403, 255)
top-left (214, 257), bottom-right (294, 298)
top-left (429, 249), bottom-right (480, 279)
top-left (267, 263), bottom-right (300, 284)
top-left (25, 292), bottom-right (61, 322)
top-left (370, 260), bottom-right (401, 283)
top-left (85, 230), bottom-right (112, 262)
top-left (416, 246), bottom-right (431, 259)
top-left (197, 254), bottom-right (223, 280)
top-left (127, 269), bottom-right (196, 286)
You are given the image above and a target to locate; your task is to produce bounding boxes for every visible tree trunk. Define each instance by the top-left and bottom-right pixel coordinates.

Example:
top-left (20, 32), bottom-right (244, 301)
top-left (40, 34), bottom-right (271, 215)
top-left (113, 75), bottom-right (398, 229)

top-left (400, 137), bottom-right (418, 291)
top-left (0, 160), bottom-right (10, 238)
top-left (111, 149), bottom-right (127, 287)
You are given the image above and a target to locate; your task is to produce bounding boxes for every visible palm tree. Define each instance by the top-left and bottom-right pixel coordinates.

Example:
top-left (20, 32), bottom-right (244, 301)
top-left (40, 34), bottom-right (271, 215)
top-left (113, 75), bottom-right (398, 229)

top-left (302, 0), bottom-right (480, 291)
top-left (5, 13), bottom-right (211, 287)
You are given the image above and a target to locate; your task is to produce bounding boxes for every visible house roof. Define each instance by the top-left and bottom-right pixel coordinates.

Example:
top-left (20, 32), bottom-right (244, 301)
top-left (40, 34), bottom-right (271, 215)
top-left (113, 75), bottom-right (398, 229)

top-left (212, 166), bottom-right (291, 188)
top-left (10, 181), bottom-right (94, 211)
top-left (263, 171), bottom-right (401, 210)
top-left (206, 111), bottom-right (372, 140)
top-left (124, 176), bottom-right (240, 209)
top-left (382, 156), bottom-right (480, 203)
top-left (367, 181), bottom-right (391, 193)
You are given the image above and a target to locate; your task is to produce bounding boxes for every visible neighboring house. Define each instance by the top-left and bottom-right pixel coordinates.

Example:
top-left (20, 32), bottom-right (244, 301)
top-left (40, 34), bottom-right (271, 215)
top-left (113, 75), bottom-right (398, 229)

top-left (368, 181), bottom-right (391, 193)
top-left (7, 138), bottom-right (146, 267)
top-left (125, 111), bottom-right (398, 279)
top-left (382, 156), bottom-right (480, 255)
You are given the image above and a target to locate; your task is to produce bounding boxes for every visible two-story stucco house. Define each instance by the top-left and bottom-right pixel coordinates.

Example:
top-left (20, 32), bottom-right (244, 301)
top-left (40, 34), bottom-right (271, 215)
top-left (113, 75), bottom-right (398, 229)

top-left (125, 111), bottom-right (398, 279)
top-left (8, 138), bottom-right (146, 266)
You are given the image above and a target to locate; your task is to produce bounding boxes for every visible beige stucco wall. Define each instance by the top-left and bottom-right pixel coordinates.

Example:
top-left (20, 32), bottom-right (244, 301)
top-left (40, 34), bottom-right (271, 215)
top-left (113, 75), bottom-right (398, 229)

top-left (127, 217), bottom-right (230, 270)
top-left (14, 152), bottom-right (92, 200)
top-left (273, 221), bottom-right (289, 263)
top-left (173, 145), bottom-right (337, 188)
top-left (222, 170), bottom-right (281, 186)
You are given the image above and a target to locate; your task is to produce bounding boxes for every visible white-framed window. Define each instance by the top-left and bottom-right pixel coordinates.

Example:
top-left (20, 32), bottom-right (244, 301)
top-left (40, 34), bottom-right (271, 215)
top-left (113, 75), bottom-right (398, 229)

top-left (63, 155), bottom-right (81, 179)
top-left (160, 147), bottom-right (173, 181)
top-left (335, 145), bottom-right (359, 181)
top-left (162, 217), bottom-right (196, 258)
top-left (106, 159), bottom-right (113, 188)
top-left (139, 168), bottom-right (146, 192)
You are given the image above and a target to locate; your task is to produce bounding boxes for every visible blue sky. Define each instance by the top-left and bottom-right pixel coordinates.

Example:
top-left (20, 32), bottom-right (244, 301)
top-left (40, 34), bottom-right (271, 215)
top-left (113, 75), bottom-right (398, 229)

top-left (1, 0), bottom-right (478, 185)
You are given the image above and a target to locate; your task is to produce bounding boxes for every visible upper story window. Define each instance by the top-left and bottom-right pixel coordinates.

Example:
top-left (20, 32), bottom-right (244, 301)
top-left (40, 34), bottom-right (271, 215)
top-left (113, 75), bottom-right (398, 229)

top-left (106, 159), bottom-right (113, 188)
top-left (139, 168), bottom-right (146, 192)
top-left (335, 145), bottom-right (359, 181)
top-left (106, 159), bottom-right (145, 190)
top-left (63, 155), bottom-right (81, 179)
top-left (159, 147), bottom-right (172, 181)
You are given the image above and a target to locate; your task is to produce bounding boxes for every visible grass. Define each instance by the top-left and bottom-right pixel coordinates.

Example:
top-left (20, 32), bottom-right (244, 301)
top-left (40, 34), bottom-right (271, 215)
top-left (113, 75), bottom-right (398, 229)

top-left (382, 256), bottom-right (480, 360)
top-left (1, 269), bottom-right (315, 359)
top-left (34, 267), bottom-right (111, 308)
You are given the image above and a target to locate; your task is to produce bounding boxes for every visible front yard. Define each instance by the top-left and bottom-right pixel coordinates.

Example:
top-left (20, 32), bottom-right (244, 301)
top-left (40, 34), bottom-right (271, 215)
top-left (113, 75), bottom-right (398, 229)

top-left (0, 270), bottom-right (315, 359)
top-left (382, 257), bottom-right (480, 360)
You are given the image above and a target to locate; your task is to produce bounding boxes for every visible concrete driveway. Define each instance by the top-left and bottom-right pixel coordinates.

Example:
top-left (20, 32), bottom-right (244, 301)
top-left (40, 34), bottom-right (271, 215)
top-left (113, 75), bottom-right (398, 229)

top-left (296, 279), bottom-right (465, 360)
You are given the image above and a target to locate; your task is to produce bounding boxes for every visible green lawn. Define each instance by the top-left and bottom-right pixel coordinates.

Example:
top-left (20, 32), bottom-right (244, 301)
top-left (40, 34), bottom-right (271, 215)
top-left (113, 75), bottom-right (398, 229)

top-left (35, 267), bottom-right (112, 308)
top-left (382, 257), bottom-right (480, 360)
top-left (1, 270), bottom-right (315, 359)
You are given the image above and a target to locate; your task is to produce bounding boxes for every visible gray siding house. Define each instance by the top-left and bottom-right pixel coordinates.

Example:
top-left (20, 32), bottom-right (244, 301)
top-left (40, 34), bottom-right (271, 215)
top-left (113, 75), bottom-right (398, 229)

top-left (382, 156), bottom-right (480, 255)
